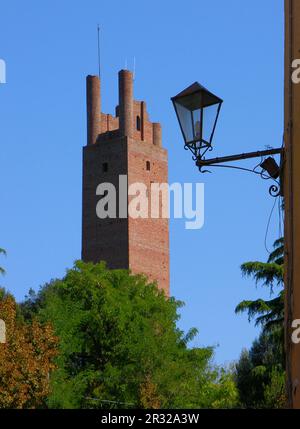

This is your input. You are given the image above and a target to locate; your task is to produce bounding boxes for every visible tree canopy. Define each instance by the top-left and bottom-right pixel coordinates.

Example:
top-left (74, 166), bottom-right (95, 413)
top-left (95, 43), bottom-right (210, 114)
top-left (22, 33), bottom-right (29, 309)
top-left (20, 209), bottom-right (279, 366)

top-left (234, 238), bottom-right (286, 408)
top-left (21, 261), bottom-right (238, 409)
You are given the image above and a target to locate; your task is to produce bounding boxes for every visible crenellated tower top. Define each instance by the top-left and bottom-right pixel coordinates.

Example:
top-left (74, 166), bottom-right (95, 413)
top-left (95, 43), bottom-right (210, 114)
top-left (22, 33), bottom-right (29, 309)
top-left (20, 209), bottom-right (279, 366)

top-left (86, 70), bottom-right (162, 147)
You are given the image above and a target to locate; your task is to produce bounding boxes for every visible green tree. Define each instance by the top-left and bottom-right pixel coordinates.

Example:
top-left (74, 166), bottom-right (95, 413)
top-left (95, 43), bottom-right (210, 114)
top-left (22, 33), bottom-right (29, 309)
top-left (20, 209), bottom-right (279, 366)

top-left (234, 238), bottom-right (286, 408)
top-left (235, 330), bottom-right (285, 408)
top-left (21, 261), bottom-right (238, 409)
top-left (235, 238), bottom-right (284, 331)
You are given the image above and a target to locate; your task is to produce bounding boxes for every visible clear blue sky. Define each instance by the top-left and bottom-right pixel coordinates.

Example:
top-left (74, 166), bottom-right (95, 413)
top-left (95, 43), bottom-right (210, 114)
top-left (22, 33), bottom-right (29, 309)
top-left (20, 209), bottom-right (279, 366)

top-left (0, 0), bottom-right (284, 365)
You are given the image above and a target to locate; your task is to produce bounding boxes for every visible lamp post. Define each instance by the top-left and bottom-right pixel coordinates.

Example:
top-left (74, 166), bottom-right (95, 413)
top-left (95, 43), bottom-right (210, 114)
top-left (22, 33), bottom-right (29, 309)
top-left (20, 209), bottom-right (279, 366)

top-left (171, 82), bottom-right (283, 196)
top-left (171, 81), bottom-right (288, 403)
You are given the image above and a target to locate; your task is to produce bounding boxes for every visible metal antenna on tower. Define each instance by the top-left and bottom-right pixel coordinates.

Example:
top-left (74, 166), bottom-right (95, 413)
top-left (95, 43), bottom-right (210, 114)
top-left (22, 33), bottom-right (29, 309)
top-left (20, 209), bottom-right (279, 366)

top-left (97, 24), bottom-right (101, 78)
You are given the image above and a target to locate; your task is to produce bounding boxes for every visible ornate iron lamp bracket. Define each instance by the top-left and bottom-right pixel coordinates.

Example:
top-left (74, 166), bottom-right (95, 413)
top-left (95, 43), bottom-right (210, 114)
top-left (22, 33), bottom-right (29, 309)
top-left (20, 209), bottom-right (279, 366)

top-left (196, 147), bottom-right (284, 198)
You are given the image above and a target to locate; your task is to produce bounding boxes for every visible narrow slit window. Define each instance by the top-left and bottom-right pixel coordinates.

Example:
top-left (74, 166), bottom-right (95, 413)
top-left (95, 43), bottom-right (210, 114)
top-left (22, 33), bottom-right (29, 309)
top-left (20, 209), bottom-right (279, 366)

top-left (146, 161), bottom-right (151, 171)
top-left (136, 115), bottom-right (141, 131)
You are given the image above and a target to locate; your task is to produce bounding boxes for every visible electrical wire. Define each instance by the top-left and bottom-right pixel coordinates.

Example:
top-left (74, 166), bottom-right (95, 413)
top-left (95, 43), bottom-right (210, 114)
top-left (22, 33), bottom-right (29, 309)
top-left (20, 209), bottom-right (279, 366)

top-left (264, 196), bottom-right (279, 254)
top-left (278, 196), bottom-right (283, 240)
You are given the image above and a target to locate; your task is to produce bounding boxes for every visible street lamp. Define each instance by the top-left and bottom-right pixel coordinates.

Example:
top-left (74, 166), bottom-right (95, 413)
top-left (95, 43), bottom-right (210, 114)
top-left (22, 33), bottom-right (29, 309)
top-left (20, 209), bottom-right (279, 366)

top-left (171, 82), bottom-right (283, 196)
top-left (171, 82), bottom-right (223, 160)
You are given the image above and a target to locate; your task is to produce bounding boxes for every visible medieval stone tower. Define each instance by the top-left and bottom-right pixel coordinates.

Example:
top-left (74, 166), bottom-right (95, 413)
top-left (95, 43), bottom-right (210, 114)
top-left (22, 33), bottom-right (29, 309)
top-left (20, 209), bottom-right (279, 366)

top-left (81, 70), bottom-right (169, 294)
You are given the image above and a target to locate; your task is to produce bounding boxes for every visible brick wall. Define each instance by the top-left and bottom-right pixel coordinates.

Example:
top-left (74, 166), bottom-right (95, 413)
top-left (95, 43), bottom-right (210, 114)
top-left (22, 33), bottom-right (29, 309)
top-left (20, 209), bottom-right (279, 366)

top-left (127, 138), bottom-right (169, 294)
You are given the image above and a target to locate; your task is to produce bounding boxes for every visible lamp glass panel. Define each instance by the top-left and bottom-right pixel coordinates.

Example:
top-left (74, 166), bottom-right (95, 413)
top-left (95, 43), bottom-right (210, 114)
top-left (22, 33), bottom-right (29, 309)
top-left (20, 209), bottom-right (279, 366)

top-left (192, 109), bottom-right (201, 141)
top-left (202, 103), bottom-right (219, 143)
top-left (174, 101), bottom-right (194, 143)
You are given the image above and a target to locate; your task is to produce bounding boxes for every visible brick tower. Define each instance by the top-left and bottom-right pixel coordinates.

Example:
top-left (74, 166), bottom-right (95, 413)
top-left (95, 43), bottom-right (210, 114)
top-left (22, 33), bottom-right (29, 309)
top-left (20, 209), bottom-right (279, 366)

top-left (82, 71), bottom-right (169, 294)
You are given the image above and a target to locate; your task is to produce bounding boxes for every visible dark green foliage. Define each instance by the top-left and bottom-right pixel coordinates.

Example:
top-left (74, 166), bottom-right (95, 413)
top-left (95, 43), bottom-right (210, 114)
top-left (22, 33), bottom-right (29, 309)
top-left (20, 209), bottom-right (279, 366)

top-left (21, 261), bottom-right (238, 409)
top-left (236, 238), bottom-right (284, 332)
top-left (235, 330), bottom-right (285, 408)
top-left (235, 238), bottom-right (286, 408)
top-left (235, 291), bottom-right (284, 330)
